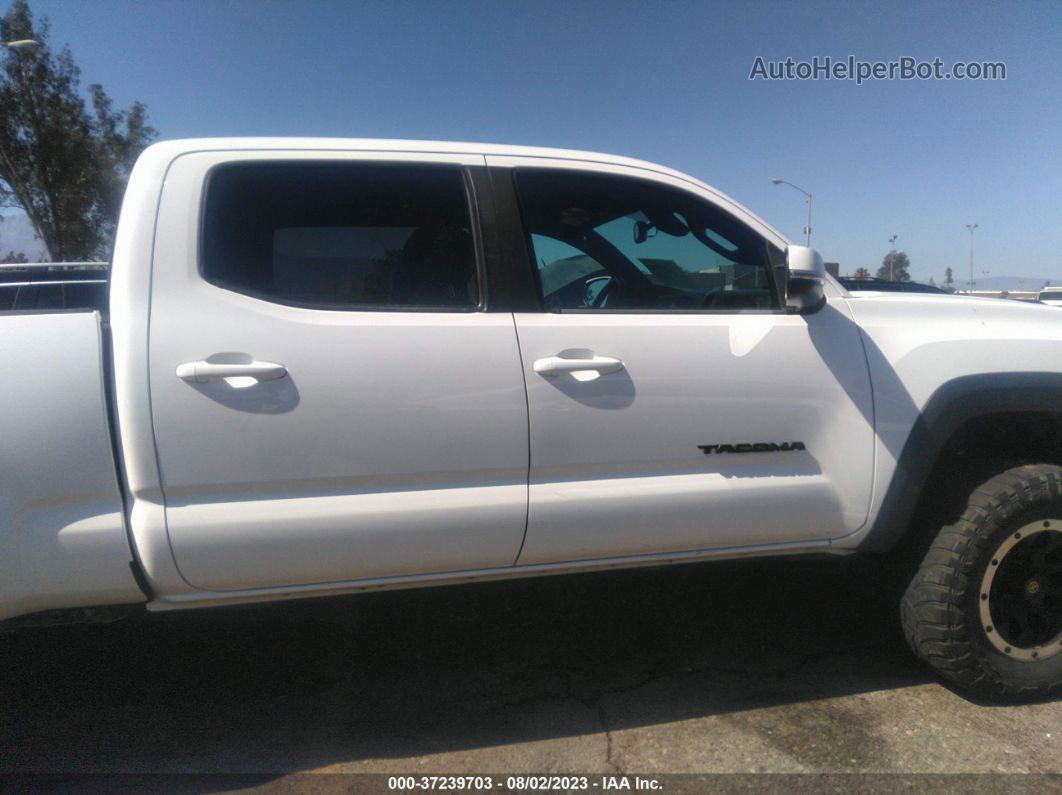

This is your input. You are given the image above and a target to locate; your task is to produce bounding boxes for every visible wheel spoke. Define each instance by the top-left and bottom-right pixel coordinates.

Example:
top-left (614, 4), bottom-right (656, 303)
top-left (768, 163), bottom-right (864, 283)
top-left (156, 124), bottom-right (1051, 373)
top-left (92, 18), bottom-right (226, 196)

top-left (1027, 609), bottom-right (1048, 640)
top-left (996, 604), bottom-right (1027, 645)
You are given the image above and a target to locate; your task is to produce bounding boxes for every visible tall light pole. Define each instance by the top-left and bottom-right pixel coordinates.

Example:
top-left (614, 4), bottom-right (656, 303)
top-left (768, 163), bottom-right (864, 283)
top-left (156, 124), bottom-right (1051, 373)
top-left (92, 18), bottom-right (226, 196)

top-left (771, 178), bottom-right (812, 247)
top-left (888, 234), bottom-right (898, 280)
top-left (0, 38), bottom-right (52, 261)
top-left (965, 223), bottom-right (979, 291)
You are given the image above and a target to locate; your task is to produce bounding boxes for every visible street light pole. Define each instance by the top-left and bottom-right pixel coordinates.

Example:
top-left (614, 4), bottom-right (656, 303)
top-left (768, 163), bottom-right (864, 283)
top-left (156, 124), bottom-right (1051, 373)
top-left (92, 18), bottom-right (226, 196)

top-left (965, 223), bottom-right (979, 291)
top-left (804, 192), bottom-right (813, 248)
top-left (771, 178), bottom-right (812, 247)
top-left (888, 234), bottom-right (898, 280)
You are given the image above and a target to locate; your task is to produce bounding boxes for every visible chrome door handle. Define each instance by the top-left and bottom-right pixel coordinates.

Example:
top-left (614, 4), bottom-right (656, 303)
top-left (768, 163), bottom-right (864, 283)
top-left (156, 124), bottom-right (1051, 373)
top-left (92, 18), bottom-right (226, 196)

top-left (175, 360), bottom-right (287, 383)
top-left (532, 355), bottom-right (624, 377)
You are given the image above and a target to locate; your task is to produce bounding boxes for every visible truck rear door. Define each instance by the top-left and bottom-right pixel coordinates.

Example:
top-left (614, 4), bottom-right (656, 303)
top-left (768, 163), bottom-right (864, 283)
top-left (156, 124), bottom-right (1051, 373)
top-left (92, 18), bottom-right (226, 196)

top-left (147, 152), bottom-right (529, 591)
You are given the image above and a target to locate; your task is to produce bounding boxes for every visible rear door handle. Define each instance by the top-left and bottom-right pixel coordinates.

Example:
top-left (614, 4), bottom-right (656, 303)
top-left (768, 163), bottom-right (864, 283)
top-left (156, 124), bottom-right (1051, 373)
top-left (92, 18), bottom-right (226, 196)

top-left (532, 355), bottom-right (624, 377)
top-left (176, 360), bottom-right (288, 384)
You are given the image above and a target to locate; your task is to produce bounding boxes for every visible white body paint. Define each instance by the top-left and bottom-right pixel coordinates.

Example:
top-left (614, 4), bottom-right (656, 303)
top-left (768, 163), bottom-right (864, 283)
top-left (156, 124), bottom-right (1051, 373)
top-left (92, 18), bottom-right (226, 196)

top-left (3, 138), bottom-right (1062, 621)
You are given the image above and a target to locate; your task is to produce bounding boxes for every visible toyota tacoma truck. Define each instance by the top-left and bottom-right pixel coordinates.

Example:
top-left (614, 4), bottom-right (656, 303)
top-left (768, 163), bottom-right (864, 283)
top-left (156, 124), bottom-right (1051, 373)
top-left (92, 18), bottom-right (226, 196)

top-left (3, 138), bottom-right (1061, 702)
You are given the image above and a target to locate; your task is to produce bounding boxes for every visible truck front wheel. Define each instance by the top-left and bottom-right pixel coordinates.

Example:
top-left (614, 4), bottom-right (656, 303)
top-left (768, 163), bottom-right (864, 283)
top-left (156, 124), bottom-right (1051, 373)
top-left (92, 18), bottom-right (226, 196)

top-left (902, 464), bottom-right (1062, 702)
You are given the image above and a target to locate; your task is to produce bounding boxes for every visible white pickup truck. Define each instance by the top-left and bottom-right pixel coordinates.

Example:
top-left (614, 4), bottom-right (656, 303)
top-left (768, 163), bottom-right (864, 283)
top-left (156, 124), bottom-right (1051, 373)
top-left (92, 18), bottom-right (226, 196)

top-left (4, 139), bottom-right (1062, 702)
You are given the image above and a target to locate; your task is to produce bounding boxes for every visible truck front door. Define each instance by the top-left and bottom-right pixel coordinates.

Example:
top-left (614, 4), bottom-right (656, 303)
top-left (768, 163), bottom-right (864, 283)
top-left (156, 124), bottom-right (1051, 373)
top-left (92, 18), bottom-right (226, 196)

top-left (488, 160), bottom-right (876, 564)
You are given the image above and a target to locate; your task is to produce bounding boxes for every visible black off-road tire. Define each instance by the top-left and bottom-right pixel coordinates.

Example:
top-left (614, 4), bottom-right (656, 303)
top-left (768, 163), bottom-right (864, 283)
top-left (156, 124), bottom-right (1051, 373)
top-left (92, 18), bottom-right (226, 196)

top-left (901, 464), bottom-right (1062, 702)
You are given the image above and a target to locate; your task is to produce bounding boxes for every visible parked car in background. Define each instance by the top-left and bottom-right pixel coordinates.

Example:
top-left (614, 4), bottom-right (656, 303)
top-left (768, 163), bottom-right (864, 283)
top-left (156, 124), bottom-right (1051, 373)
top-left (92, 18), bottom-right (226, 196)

top-left (839, 276), bottom-right (948, 294)
top-left (1038, 287), bottom-right (1062, 307)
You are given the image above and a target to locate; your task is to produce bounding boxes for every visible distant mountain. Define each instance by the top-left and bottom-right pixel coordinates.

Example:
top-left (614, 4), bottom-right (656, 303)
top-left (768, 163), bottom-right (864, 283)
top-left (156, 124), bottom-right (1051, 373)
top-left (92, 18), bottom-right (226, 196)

top-left (894, 274), bottom-right (1053, 291)
top-left (0, 213), bottom-right (46, 260)
top-left (961, 275), bottom-right (1055, 292)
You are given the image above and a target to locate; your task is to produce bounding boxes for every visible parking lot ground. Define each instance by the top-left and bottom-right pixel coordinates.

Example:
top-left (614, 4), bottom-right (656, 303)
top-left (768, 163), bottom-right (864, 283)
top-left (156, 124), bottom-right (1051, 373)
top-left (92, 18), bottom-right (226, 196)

top-left (2, 556), bottom-right (1060, 784)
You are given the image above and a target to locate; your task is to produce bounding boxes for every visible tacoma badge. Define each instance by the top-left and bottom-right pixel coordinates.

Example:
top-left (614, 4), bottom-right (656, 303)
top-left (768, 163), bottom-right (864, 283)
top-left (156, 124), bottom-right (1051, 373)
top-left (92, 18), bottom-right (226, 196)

top-left (698, 442), bottom-right (807, 454)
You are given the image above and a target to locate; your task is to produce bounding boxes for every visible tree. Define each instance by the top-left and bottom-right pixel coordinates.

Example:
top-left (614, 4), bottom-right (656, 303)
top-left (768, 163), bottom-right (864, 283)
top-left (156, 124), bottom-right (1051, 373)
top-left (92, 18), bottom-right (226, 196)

top-left (928, 276), bottom-right (936, 286)
top-left (0, 0), bottom-right (156, 260)
top-left (1, 249), bottom-right (27, 263)
top-left (877, 250), bottom-right (911, 281)
top-left (853, 267), bottom-right (871, 279)
top-left (944, 267), bottom-right (954, 289)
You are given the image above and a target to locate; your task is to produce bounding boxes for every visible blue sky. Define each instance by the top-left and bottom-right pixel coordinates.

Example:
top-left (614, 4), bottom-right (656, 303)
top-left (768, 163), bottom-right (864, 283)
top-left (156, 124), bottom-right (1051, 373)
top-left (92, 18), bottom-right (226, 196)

top-left (12, 0), bottom-right (1062, 283)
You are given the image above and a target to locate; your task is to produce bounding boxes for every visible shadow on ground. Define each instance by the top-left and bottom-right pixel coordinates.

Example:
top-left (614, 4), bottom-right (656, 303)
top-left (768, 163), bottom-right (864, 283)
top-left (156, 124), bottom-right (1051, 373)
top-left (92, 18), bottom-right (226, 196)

top-left (1, 556), bottom-right (932, 773)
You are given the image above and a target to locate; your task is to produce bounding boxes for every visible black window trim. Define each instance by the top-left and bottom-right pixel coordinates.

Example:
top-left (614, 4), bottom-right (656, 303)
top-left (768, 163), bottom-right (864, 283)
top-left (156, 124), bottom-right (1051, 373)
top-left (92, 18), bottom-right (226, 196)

top-left (196, 159), bottom-right (490, 314)
top-left (504, 166), bottom-right (790, 316)
top-left (483, 166), bottom-right (543, 312)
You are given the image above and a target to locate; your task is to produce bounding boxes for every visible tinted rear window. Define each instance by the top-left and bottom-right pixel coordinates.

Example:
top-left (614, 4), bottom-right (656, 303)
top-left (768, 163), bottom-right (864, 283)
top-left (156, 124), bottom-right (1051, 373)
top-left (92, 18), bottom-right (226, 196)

top-left (201, 163), bottom-right (480, 310)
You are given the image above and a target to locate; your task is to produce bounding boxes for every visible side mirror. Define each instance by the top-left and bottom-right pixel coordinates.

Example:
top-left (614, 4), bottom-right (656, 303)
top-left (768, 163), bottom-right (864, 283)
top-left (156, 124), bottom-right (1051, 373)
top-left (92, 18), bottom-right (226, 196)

top-left (785, 245), bottom-right (827, 314)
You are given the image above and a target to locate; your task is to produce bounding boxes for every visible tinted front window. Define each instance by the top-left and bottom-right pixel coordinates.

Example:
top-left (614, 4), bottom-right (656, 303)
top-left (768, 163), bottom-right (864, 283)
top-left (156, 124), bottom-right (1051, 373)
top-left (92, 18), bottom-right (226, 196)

top-left (515, 170), bottom-right (776, 311)
top-left (202, 163), bottom-right (479, 310)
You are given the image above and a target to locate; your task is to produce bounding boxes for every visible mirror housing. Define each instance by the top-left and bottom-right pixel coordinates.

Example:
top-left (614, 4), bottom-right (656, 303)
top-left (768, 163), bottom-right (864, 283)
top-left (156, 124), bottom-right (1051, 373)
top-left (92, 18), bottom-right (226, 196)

top-left (785, 245), bottom-right (827, 314)
top-left (786, 245), bottom-right (825, 278)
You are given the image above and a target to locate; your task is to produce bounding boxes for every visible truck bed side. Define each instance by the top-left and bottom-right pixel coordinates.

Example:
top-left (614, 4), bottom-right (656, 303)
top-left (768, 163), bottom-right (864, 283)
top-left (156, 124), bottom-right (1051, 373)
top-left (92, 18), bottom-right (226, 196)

top-left (0, 310), bottom-right (145, 620)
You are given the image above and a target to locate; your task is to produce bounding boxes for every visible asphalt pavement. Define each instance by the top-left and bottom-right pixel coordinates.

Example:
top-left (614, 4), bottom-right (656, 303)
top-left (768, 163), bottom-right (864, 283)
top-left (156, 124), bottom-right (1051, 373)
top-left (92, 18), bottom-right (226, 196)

top-left (2, 556), bottom-right (1060, 784)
